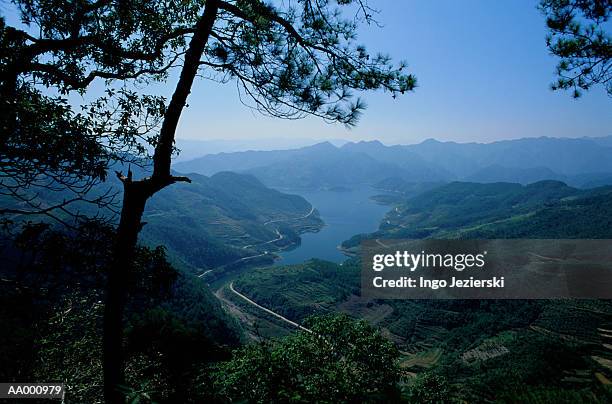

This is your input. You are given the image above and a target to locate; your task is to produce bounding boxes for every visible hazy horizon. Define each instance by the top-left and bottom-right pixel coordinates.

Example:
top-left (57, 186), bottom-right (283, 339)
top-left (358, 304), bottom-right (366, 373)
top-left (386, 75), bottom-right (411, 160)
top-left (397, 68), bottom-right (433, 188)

top-left (173, 133), bottom-right (612, 161)
top-left (177, 133), bottom-right (612, 146)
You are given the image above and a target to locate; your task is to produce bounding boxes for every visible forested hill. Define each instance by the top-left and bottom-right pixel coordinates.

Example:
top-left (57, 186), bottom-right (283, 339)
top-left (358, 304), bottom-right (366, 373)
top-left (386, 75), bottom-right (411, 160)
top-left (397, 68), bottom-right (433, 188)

top-left (142, 170), bottom-right (323, 271)
top-left (342, 181), bottom-right (612, 249)
top-left (2, 166), bottom-right (323, 272)
top-left (0, 168), bottom-right (325, 399)
top-left (233, 180), bottom-right (612, 402)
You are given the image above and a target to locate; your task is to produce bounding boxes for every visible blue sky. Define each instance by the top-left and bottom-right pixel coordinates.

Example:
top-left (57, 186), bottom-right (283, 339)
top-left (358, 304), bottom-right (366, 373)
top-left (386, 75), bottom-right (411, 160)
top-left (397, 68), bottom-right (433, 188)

top-left (6, 0), bottom-right (611, 144)
top-left (176, 0), bottom-right (610, 144)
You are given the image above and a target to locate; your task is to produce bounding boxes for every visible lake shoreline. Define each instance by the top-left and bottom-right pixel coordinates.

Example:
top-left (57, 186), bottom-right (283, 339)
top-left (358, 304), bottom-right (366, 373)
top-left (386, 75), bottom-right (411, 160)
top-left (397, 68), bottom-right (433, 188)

top-left (273, 186), bottom-right (392, 265)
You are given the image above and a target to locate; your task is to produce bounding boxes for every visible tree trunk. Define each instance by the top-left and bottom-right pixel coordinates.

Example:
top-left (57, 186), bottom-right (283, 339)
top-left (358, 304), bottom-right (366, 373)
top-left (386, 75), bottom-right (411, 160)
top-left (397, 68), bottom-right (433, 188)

top-left (103, 180), bottom-right (148, 403)
top-left (102, 1), bottom-right (220, 402)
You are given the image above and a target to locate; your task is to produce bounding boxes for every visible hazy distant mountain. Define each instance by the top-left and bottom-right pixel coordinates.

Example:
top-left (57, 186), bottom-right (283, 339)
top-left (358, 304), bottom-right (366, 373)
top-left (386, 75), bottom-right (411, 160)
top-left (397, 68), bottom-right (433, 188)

top-left (569, 172), bottom-right (612, 188)
top-left (175, 141), bottom-right (440, 188)
top-left (247, 149), bottom-right (401, 189)
top-left (174, 142), bottom-right (337, 175)
top-left (173, 137), bottom-right (349, 162)
top-left (404, 136), bottom-right (612, 177)
top-left (340, 140), bottom-right (452, 180)
top-left (174, 136), bottom-right (612, 189)
top-left (585, 135), bottom-right (612, 148)
top-left (464, 165), bottom-right (567, 184)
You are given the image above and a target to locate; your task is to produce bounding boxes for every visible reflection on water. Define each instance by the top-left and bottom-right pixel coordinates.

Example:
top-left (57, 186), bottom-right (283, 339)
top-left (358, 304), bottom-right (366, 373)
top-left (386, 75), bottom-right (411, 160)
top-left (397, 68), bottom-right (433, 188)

top-left (276, 186), bottom-right (390, 264)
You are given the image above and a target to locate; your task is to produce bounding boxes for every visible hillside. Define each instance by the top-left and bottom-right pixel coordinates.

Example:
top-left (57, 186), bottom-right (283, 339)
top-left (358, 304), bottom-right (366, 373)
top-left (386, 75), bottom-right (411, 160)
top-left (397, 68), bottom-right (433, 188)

top-left (464, 165), bottom-right (567, 184)
top-left (143, 170), bottom-right (323, 271)
top-left (342, 181), bottom-right (612, 249)
top-left (234, 257), bottom-right (612, 402)
top-left (230, 183), bottom-right (612, 402)
top-left (3, 166), bottom-right (323, 273)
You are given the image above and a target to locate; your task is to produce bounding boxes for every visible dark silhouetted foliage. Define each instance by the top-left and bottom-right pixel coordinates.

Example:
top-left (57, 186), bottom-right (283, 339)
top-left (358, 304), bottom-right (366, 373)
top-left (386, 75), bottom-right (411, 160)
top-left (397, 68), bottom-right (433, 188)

top-left (540, 0), bottom-right (612, 97)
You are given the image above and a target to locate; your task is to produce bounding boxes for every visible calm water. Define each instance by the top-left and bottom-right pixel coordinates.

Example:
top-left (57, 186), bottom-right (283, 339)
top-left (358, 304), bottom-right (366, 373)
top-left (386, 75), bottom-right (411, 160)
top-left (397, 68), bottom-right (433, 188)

top-left (275, 186), bottom-right (390, 264)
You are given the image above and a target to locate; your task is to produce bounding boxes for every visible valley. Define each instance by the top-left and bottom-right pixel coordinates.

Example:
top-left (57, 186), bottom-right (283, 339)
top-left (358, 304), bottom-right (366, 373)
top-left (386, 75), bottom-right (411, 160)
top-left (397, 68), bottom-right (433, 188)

top-left (3, 0), bottom-right (611, 400)
top-left (4, 135), bottom-right (612, 402)
top-left (206, 175), bottom-right (612, 402)
top-left (133, 137), bottom-right (612, 402)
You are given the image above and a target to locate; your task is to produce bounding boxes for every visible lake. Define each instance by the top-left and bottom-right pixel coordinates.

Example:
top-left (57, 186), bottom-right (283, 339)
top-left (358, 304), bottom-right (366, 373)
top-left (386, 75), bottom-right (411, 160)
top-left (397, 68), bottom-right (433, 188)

top-left (275, 186), bottom-right (391, 264)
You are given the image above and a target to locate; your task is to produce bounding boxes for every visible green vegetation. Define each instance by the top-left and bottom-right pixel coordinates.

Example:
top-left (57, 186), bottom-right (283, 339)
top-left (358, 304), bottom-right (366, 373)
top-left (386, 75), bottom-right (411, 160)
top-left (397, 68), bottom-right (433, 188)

top-left (343, 181), bottom-right (612, 249)
top-left (236, 259), bottom-right (359, 321)
top-left (2, 166), bottom-right (324, 273)
top-left (5, 174), bottom-right (612, 402)
top-left (211, 314), bottom-right (403, 403)
top-left (234, 180), bottom-right (612, 402)
top-left (0, 221), bottom-right (241, 403)
top-left (234, 259), bottom-right (612, 402)
top-left (143, 170), bottom-right (323, 272)
top-left (1, 0), bottom-right (610, 399)
top-left (539, 0), bottom-right (612, 98)
top-left (3, 222), bottom-right (423, 402)
top-left (459, 188), bottom-right (612, 238)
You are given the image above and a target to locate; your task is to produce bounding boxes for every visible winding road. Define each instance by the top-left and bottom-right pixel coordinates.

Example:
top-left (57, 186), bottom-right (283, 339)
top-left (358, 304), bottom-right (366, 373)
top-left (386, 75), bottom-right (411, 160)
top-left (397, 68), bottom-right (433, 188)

top-left (229, 281), bottom-right (312, 333)
top-left (199, 205), bottom-right (316, 278)
top-left (263, 206), bottom-right (315, 226)
top-left (242, 205), bottom-right (315, 250)
top-left (197, 251), bottom-right (270, 278)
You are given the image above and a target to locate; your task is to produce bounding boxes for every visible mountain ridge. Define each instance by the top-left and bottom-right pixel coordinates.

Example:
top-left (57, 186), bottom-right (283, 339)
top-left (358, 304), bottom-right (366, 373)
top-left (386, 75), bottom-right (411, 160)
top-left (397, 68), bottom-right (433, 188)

top-left (174, 135), bottom-right (612, 189)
